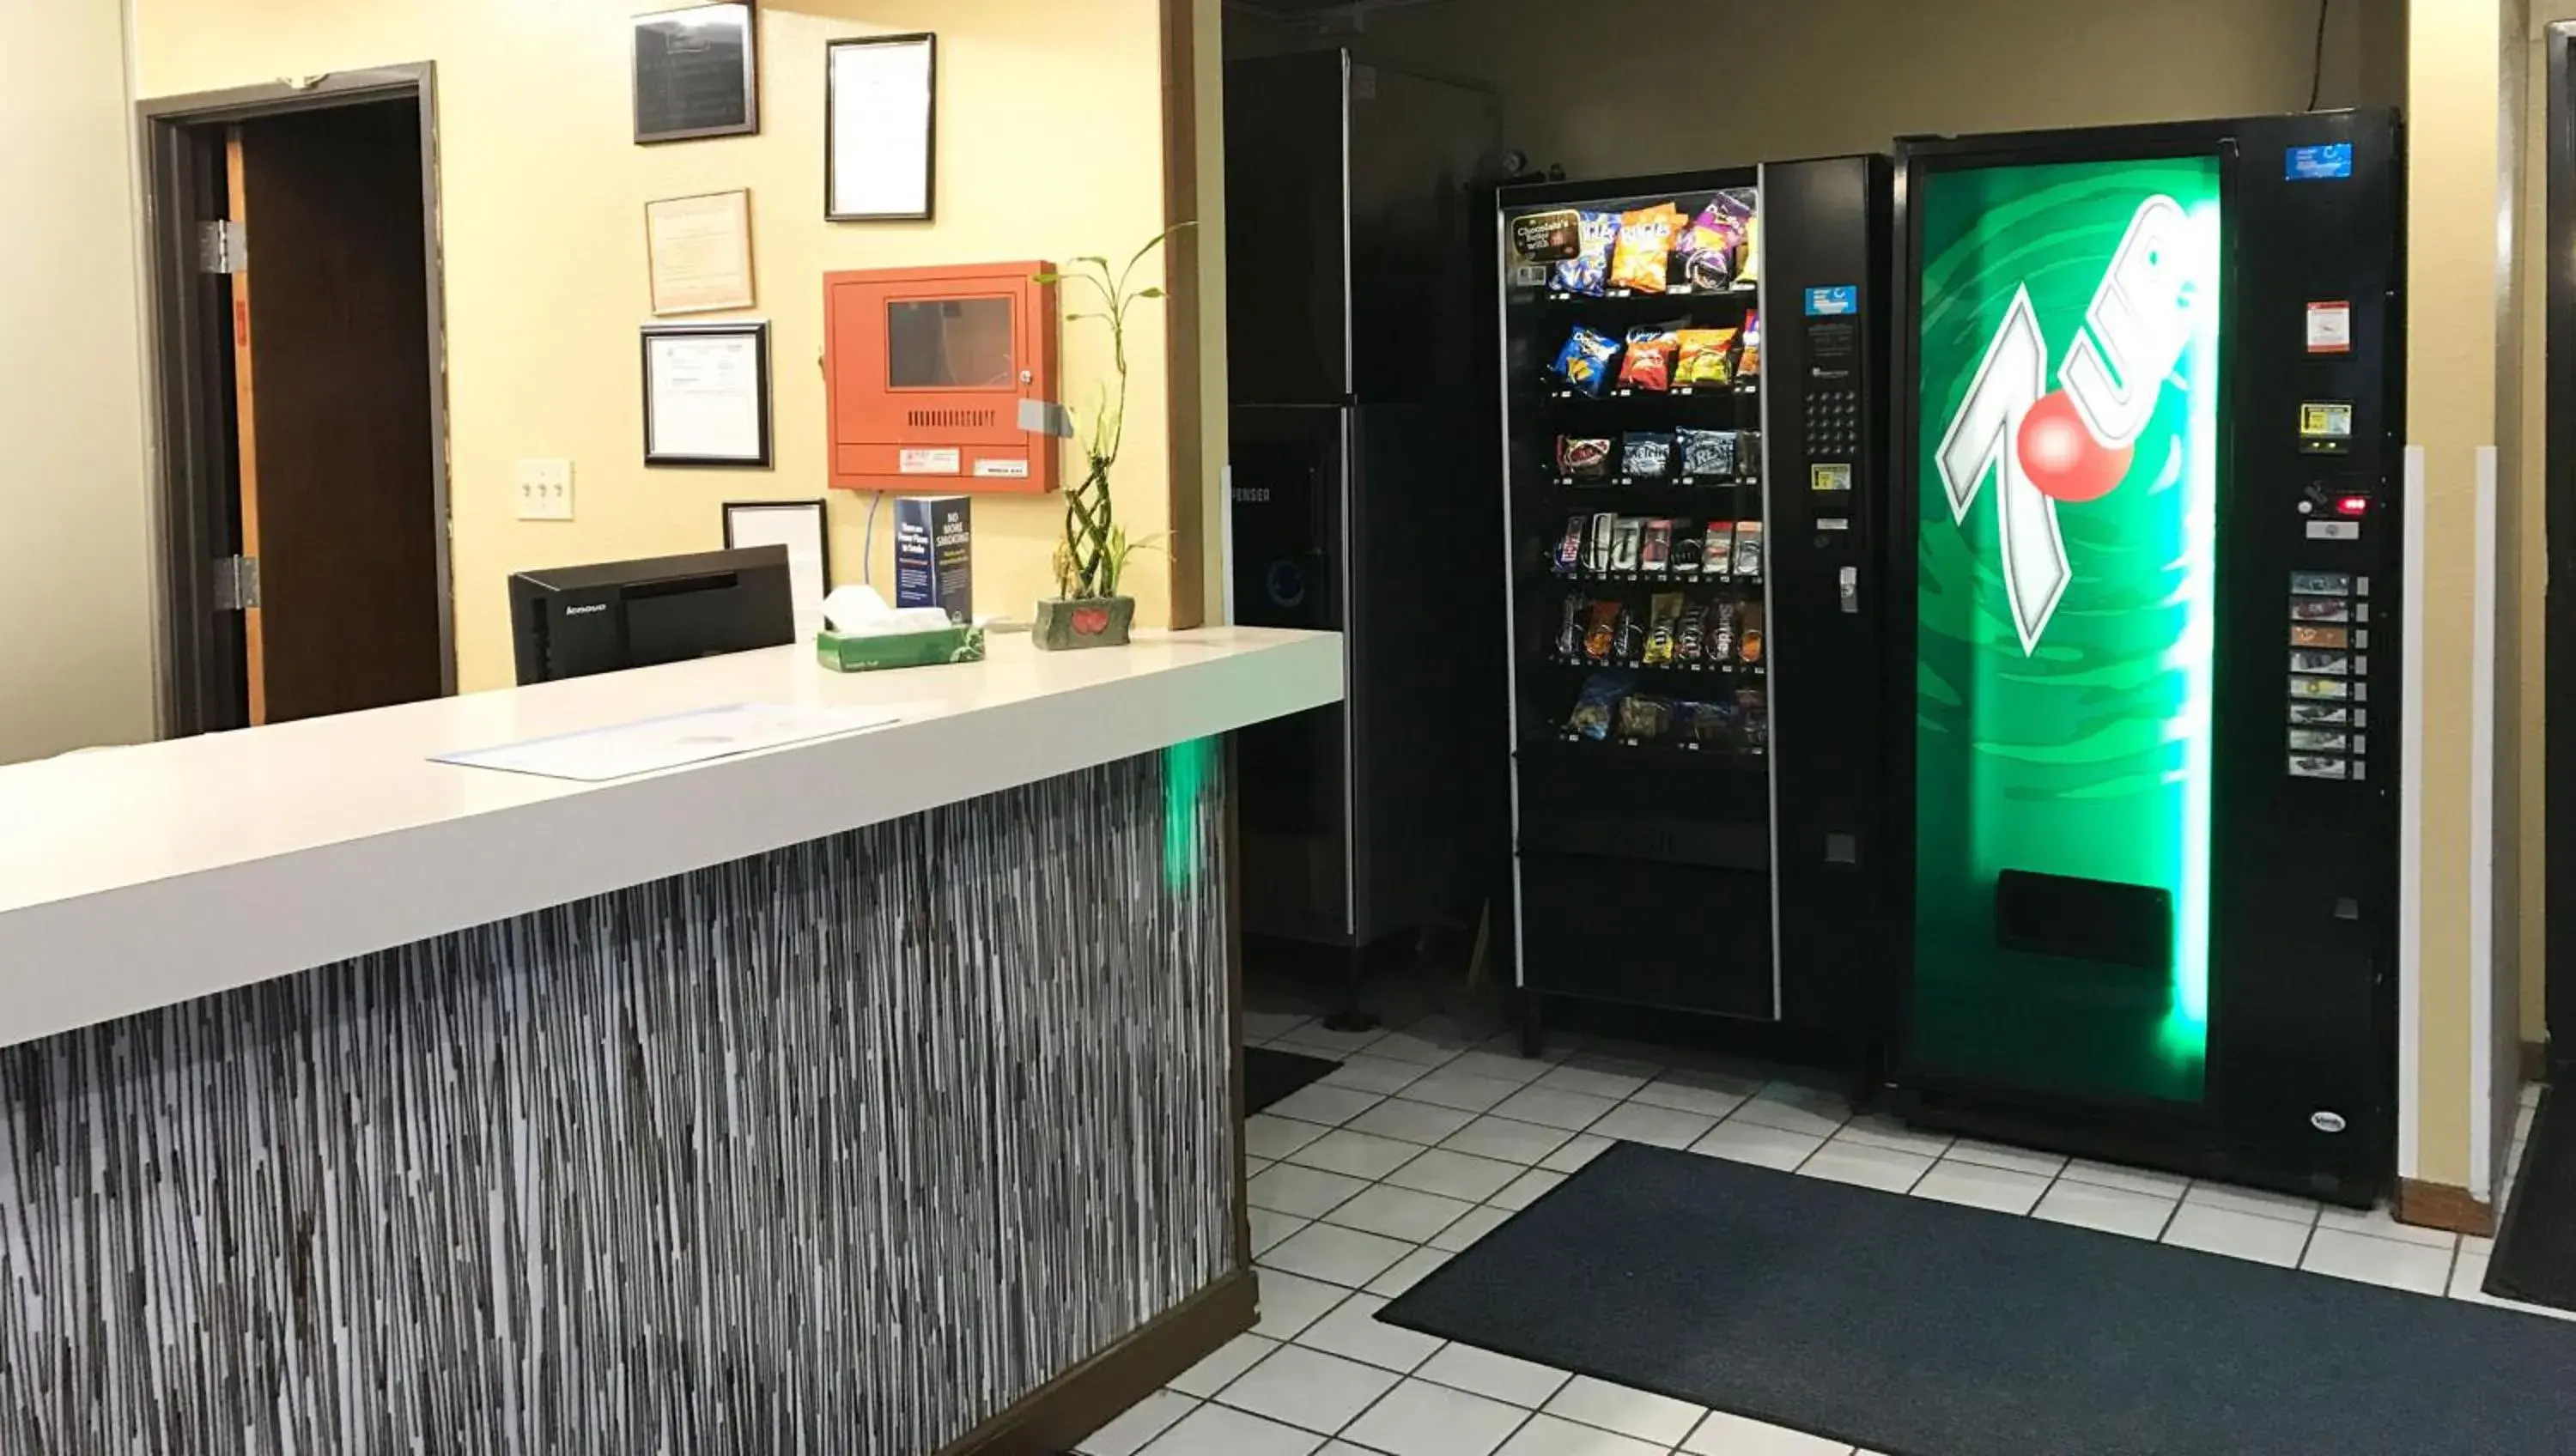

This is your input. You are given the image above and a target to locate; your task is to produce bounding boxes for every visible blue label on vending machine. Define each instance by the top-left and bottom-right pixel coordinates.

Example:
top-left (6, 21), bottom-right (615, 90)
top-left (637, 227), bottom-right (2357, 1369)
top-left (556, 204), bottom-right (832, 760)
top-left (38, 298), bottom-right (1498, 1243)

top-left (2285, 143), bottom-right (2354, 181)
top-left (1805, 285), bottom-right (1858, 317)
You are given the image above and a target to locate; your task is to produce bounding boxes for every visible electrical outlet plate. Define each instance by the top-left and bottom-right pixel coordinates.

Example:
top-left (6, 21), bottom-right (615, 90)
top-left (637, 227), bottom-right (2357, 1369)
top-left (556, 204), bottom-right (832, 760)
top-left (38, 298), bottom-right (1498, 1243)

top-left (516, 458), bottom-right (574, 521)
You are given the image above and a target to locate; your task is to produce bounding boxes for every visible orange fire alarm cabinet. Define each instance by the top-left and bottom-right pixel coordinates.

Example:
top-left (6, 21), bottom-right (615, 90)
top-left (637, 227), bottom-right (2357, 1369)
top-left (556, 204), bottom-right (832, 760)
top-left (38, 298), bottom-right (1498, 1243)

top-left (824, 261), bottom-right (1061, 494)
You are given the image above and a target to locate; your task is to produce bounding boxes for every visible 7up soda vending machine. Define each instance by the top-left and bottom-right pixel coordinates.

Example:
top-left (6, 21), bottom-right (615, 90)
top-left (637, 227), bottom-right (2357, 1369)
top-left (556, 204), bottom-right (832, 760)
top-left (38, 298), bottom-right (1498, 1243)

top-left (1885, 113), bottom-right (2403, 1206)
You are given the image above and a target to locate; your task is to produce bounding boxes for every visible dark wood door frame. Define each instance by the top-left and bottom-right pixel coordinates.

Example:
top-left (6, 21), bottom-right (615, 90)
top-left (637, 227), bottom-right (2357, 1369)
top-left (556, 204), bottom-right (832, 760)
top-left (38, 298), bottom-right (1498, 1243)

top-left (2546, 25), bottom-right (2575, 1079)
top-left (137, 64), bottom-right (453, 737)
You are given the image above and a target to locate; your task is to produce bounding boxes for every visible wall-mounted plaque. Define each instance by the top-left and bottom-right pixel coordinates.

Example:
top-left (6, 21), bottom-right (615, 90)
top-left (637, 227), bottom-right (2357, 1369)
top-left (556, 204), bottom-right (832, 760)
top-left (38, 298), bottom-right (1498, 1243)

top-left (635, 3), bottom-right (759, 145)
top-left (826, 33), bottom-right (936, 221)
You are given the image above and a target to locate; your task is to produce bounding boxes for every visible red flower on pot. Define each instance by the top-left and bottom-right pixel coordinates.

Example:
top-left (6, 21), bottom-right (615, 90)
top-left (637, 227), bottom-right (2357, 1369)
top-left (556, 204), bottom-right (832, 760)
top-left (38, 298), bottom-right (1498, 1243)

top-left (1073, 606), bottom-right (1111, 636)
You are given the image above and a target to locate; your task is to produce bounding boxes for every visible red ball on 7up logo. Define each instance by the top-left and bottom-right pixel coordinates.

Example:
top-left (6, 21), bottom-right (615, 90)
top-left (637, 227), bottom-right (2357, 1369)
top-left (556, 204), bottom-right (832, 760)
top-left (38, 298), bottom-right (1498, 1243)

top-left (1933, 192), bottom-right (2215, 655)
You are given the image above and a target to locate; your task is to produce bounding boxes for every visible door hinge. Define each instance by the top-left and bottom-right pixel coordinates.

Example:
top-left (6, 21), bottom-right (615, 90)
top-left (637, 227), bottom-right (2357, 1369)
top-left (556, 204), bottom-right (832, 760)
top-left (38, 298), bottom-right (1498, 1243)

top-left (197, 220), bottom-right (246, 276)
top-left (212, 554), bottom-right (261, 610)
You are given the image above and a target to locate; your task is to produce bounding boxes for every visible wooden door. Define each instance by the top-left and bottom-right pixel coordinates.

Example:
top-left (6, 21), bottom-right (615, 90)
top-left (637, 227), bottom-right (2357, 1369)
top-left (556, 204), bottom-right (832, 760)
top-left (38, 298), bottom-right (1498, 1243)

top-left (227, 106), bottom-right (443, 725)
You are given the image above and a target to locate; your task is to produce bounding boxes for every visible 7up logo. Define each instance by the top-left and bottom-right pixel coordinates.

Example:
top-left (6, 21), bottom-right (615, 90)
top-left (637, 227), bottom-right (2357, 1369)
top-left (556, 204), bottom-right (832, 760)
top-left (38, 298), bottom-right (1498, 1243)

top-left (1935, 196), bottom-right (2213, 653)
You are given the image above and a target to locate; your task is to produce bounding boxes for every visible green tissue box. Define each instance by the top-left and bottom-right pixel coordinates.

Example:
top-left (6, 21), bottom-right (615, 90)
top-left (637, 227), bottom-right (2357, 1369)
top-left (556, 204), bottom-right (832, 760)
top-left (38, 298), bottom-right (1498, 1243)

top-left (816, 624), bottom-right (987, 673)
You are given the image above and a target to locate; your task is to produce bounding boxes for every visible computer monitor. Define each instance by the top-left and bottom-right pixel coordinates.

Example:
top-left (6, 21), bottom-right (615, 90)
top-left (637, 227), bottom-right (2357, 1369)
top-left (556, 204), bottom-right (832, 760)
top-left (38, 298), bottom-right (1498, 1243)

top-left (508, 546), bottom-right (797, 685)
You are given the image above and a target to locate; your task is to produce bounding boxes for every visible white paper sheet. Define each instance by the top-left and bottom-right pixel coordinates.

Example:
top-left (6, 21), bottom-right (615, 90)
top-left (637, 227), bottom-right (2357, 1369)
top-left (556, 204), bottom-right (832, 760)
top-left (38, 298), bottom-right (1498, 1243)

top-left (647, 331), bottom-right (764, 460)
top-left (434, 703), bottom-right (900, 783)
top-left (829, 38), bottom-right (933, 218)
top-left (726, 503), bottom-right (830, 641)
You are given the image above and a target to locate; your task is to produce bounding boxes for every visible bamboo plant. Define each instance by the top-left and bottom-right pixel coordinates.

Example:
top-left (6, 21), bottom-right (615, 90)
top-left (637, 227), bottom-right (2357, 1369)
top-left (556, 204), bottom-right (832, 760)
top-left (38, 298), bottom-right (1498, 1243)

top-left (1038, 222), bottom-right (1192, 603)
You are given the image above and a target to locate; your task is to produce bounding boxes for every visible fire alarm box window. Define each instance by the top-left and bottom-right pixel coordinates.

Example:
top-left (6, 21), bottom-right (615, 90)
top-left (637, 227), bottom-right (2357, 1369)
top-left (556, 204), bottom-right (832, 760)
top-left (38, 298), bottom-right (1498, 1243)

top-left (827, 262), bottom-right (1060, 494)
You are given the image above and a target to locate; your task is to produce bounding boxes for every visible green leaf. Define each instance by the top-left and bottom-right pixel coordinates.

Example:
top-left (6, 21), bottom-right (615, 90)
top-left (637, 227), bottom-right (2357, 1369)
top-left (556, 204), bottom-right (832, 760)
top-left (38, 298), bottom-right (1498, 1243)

top-left (1070, 254), bottom-right (1111, 269)
top-left (1135, 287), bottom-right (1165, 300)
top-left (1031, 272), bottom-right (1061, 284)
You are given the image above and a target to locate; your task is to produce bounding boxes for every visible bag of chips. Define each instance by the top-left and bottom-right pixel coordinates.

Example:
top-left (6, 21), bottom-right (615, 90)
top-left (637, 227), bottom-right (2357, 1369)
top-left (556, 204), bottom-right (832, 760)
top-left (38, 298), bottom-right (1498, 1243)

top-left (1556, 211), bottom-right (1622, 296)
top-left (1679, 190), bottom-right (1753, 290)
top-left (1738, 311), bottom-right (1762, 377)
top-left (1674, 329), bottom-right (1738, 389)
top-left (1677, 697), bottom-right (1739, 747)
top-left (1558, 435), bottom-right (1614, 480)
top-left (1569, 672), bottom-right (1631, 739)
top-left (1610, 203), bottom-right (1684, 294)
top-left (1554, 325), bottom-right (1621, 397)
top-left (1678, 428), bottom-right (1735, 479)
top-left (1623, 431), bottom-right (1674, 480)
top-left (1619, 325), bottom-right (1680, 392)
top-left (1617, 694), bottom-right (1675, 742)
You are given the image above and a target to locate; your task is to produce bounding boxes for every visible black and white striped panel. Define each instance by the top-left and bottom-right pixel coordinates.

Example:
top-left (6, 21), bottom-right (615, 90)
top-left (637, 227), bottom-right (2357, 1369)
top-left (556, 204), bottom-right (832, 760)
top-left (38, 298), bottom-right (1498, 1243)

top-left (0, 743), bottom-right (1232, 1454)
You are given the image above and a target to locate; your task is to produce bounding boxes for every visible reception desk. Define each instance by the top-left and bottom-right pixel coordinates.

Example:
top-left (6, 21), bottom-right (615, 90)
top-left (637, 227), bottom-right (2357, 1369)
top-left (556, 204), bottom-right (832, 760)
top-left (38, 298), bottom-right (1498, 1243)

top-left (0, 628), bottom-right (1341, 1453)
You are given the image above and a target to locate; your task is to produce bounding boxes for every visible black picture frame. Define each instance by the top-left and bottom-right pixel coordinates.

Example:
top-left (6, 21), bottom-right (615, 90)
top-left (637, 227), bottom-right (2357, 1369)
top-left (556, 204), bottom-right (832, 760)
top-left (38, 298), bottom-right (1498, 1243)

top-left (720, 499), bottom-right (832, 584)
top-left (634, 2), bottom-right (760, 145)
top-left (825, 33), bottom-right (937, 222)
top-left (641, 320), bottom-right (773, 469)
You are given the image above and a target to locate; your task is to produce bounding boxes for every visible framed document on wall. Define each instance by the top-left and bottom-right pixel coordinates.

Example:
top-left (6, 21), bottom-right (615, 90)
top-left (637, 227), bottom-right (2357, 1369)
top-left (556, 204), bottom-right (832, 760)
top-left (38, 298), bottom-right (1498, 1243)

top-left (646, 190), bottom-right (756, 314)
top-left (825, 33), bottom-right (936, 221)
top-left (642, 321), bottom-right (772, 467)
top-left (635, 3), bottom-right (760, 144)
top-left (722, 499), bottom-right (831, 638)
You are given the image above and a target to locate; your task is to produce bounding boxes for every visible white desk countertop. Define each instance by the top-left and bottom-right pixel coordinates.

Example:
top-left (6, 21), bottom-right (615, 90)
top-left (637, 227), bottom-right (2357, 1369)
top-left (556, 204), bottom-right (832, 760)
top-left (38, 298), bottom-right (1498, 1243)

top-left (0, 628), bottom-right (1342, 1051)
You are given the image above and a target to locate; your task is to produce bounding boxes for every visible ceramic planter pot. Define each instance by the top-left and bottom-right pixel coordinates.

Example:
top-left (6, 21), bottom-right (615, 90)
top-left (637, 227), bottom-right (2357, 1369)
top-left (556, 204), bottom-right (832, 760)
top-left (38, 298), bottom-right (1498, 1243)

top-left (1032, 596), bottom-right (1135, 651)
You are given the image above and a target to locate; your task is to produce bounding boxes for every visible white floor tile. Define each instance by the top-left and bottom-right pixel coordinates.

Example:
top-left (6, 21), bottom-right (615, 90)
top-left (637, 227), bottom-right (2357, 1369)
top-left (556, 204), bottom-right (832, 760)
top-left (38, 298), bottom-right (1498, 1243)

top-left (1254, 1270), bottom-right (1352, 1341)
top-left (1079, 1389), bottom-right (1199, 1456)
top-left (1291, 1130), bottom-right (1433, 1181)
top-left (1448, 1050), bottom-right (1555, 1085)
top-left (1367, 1246), bottom-right (1457, 1297)
top-left (1416, 1342), bottom-right (1577, 1406)
top-left (2519, 1080), bottom-right (2543, 1108)
top-left (1368, 1030), bottom-right (1482, 1067)
top-left (1534, 1062), bottom-right (1652, 1101)
top-left (1431, 1204), bottom-right (1515, 1252)
top-left (1540, 1133), bottom-right (1616, 1173)
top-left (1911, 1159), bottom-right (2050, 1216)
top-left (1249, 1115), bottom-right (1335, 1162)
top-left (2514, 1101), bottom-right (2537, 1144)
top-left (1388, 1148), bottom-right (1528, 1203)
top-left (1265, 1223), bottom-right (1418, 1289)
top-left (1798, 1141), bottom-right (1931, 1193)
top-left (1682, 1410), bottom-right (1855, 1455)
top-left (1252, 1208), bottom-right (1313, 1255)
top-left (1441, 1117), bottom-right (1576, 1167)
top-left (1249, 1158), bottom-right (1277, 1178)
top-left (2451, 1249), bottom-right (2494, 1300)
top-left (1626, 1070), bottom-right (1756, 1119)
top-left (1941, 1138), bottom-right (2068, 1180)
top-left (1219, 1344), bottom-right (1401, 1435)
top-left (1349, 1098), bottom-right (1480, 1147)
top-left (1324, 1055), bottom-right (1437, 1096)
top-left (1540, 1375), bottom-right (1704, 1445)
top-left (1252, 1164), bottom-right (1372, 1219)
top-left (2182, 1180), bottom-right (2321, 1227)
top-left (1689, 1119), bottom-right (1826, 1170)
top-left (2031, 1179), bottom-right (2176, 1240)
top-left (1294, 1291), bottom-right (1448, 1374)
top-left (1247, 1010), bottom-right (1316, 1041)
top-left (1492, 1086), bottom-right (1619, 1132)
top-left (1832, 1114), bottom-right (1953, 1159)
top-left (1406, 1069), bottom-right (1532, 1115)
top-left (1490, 1168), bottom-right (1567, 1211)
top-left (1495, 1411), bottom-right (1664, 1456)
top-left (1327, 1185), bottom-right (1476, 1244)
top-left (2161, 1203), bottom-right (2312, 1267)
top-left (1170, 1331), bottom-right (1279, 1397)
top-left (1275, 1024), bottom-right (1389, 1058)
top-left (2314, 1202), bottom-right (2459, 1251)
top-left (2300, 1228), bottom-right (2456, 1295)
top-left (1730, 1082), bottom-right (1852, 1138)
top-left (1588, 1103), bottom-right (1718, 1150)
top-left (1142, 1400), bottom-right (1327, 1456)
top-left (1343, 1377), bottom-right (1530, 1456)
top-left (2057, 1157), bottom-right (2189, 1198)
top-left (1268, 1084), bottom-right (1388, 1129)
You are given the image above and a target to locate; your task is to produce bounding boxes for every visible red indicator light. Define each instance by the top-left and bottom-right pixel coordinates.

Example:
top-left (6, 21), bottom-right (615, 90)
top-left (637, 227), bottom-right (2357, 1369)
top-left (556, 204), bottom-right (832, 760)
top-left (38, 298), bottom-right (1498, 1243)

top-left (2336, 495), bottom-right (2370, 517)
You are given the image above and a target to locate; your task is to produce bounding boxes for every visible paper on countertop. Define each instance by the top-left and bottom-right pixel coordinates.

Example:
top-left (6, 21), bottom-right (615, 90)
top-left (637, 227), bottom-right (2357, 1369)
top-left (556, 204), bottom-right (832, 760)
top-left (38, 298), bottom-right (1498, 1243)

top-left (434, 702), bottom-right (903, 783)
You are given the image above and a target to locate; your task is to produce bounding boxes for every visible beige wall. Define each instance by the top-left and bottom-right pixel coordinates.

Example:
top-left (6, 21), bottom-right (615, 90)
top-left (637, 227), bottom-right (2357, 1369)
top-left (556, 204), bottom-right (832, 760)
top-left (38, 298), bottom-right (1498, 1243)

top-left (1232, 0), bottom-right (2402, 169)
top-left (0, 0), bottom-right (155, 763)
top-left (129, 0), bottom-right (1184, 693)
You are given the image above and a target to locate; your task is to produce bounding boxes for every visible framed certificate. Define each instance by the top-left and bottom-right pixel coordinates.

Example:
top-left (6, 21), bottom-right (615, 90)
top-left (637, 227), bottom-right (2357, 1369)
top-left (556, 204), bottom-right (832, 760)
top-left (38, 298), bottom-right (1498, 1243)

top-left (826, 33), bottom-right (936, 221)
top-left (642, 321), bottom-right (772, 467)
top-left (634, 3), bottom-right (759, 144)
top-left (646, 189), bottom-right (756, 314)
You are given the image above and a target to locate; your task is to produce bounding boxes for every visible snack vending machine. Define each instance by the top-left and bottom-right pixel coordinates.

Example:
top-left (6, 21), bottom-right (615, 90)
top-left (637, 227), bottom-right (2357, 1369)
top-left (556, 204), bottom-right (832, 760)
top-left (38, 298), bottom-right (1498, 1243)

top-left (1885, 112), bottom-right (2405, 1204)
top-left (1496, 158), bottom-right (1890, 1041)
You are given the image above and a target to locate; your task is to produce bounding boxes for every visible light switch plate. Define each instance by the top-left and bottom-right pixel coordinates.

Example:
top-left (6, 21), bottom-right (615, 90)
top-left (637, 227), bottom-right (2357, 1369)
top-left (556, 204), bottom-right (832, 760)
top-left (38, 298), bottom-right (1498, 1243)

top-left (516, 458), bottom-right (574, 521)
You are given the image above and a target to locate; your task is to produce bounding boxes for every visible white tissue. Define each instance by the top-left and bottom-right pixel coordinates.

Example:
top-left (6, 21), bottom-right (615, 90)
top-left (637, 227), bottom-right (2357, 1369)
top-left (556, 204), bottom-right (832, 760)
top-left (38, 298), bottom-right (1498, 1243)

top-left (822, 585), bottom-right (959, 636)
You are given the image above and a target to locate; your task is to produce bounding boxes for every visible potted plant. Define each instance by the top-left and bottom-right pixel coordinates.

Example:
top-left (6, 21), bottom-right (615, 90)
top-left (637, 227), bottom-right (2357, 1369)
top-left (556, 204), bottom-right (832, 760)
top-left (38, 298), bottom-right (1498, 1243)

top-left (1032, 224), bottom-right (1189, 651)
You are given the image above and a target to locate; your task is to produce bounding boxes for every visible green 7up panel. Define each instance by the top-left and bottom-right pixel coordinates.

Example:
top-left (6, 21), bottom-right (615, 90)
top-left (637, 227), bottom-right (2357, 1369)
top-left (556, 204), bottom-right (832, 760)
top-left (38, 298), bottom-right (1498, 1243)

top-left (1911, 156), bottom-right (2221, 1105)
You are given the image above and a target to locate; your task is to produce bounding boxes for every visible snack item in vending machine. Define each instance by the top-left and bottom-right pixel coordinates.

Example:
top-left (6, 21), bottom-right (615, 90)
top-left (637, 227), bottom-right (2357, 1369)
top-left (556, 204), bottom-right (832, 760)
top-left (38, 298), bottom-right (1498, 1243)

top-left (1558, 435), bottom-right (1615, 480)
top-left (1732, 519), bottom-right (1765, 579)
top-left (1557, 592), bottom-right (1587, 658)
top-left (1643, 592), bottom-right (1685, 665)
top-left (1554, 325), bottom-right (1621, 397)
top-left (1624, 430), bottom-right (1675, 479)
top-left (1674, 328), bottom-right (1738, 388)
top-left (1678, 428), bottom-right (1736, 479)
top-left (1619, 325), bottom-right (1681, 391)
top-left (1569, 672), bottom-right (1631, 739)
top-left (1555, 210), bottom-right (1623, 296)
top-left (1555, 513), bottom-right (1589, 573)
top-left (1641, 519), bottom-right (1674, 573)
top-left (1583, 601), bottom-right (1621, 662)
top-left (1610, 203), bottom-right (1685, 294)
top-left (1704, 521), bottom-right (1737, 578)
top-left (1678, 190), bottom-right (1753, 291)
top-left (1617, 694), bottom-right (1675, 742)
top-left (1737, 311), bottom-right (1762, 377)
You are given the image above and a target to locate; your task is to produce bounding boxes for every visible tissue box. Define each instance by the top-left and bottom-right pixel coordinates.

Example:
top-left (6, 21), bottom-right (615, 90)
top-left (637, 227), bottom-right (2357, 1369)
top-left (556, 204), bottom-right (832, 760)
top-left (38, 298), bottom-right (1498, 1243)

top-left (816, 623), bottom-right (987, 673)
